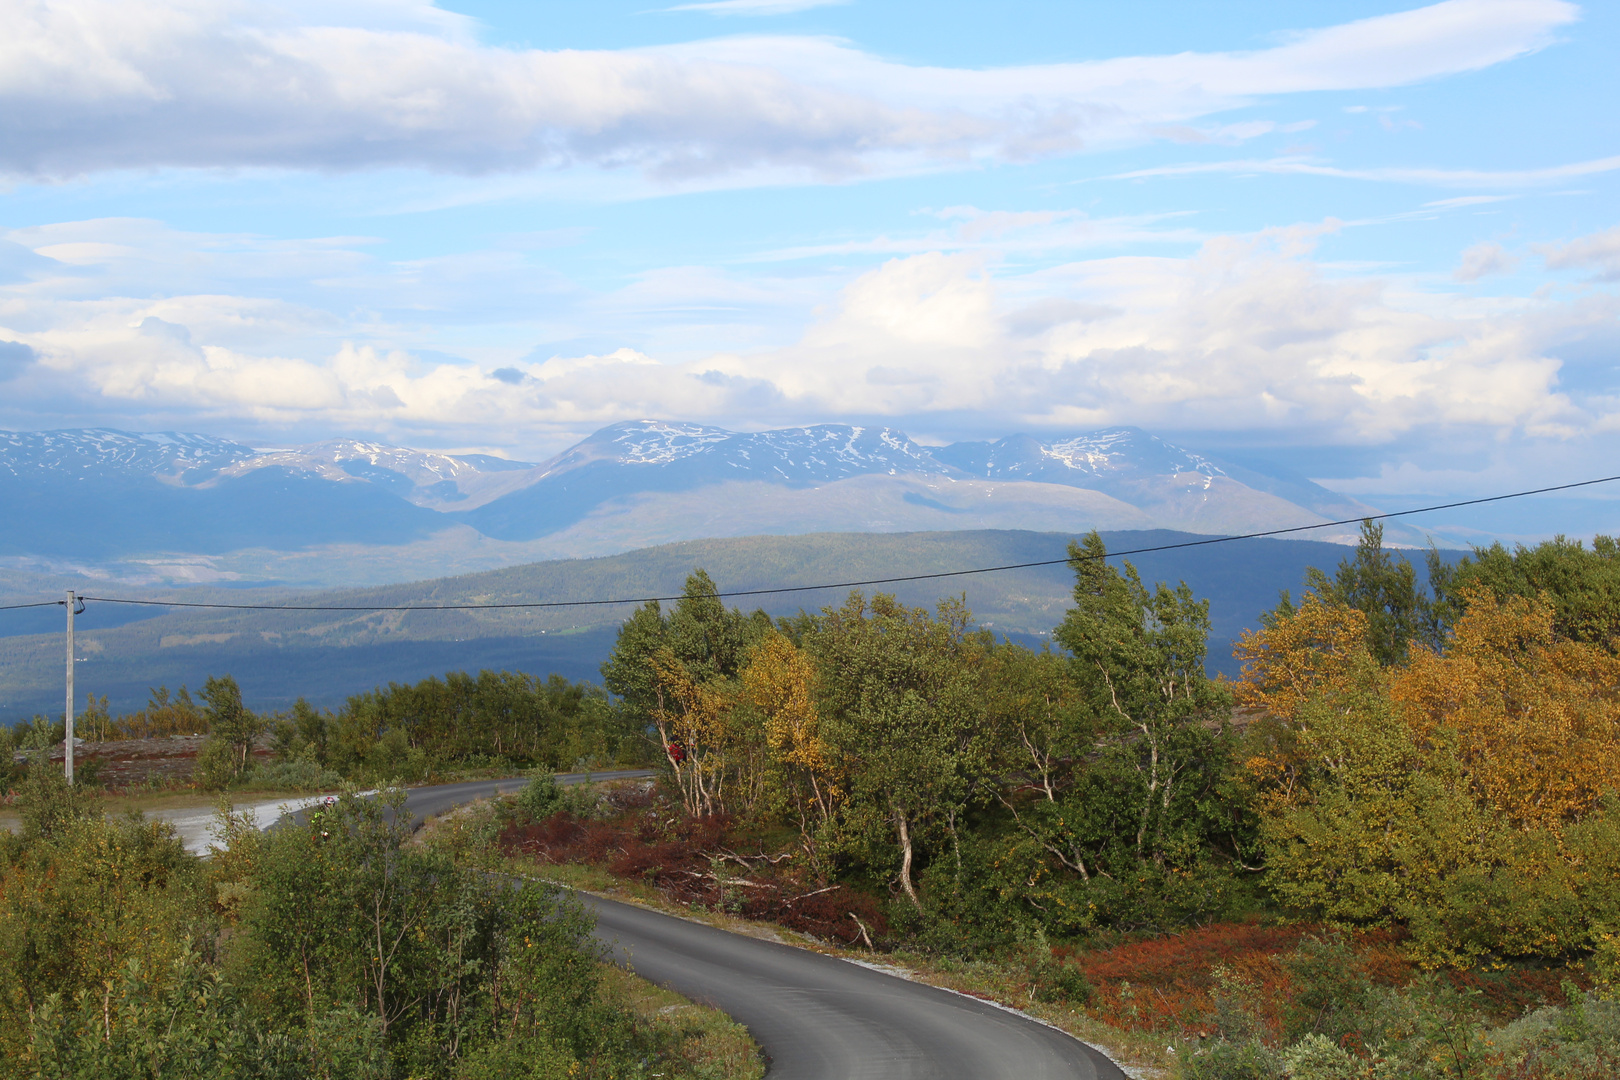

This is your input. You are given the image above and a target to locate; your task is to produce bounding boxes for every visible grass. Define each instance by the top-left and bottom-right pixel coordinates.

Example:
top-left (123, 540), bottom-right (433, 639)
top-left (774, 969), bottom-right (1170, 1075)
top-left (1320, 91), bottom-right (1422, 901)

top-left (601, 964), bottom-right (764, 1080)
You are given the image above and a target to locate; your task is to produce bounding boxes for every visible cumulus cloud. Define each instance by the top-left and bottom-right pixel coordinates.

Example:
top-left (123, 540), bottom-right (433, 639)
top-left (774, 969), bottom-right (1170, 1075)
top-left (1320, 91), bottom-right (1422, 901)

top-left (1538, 226), bottom-right (1620, 280)
top-left (3, 215), bottom-right (1608, 456)
top-left (1454, 241), bottom-right (1519, 281)
top-left (729, 229), bottom-right (1588, 442)
top-left (0, 0), bottom-right (1576, 180)
top-left (1, 196), bottom-right (1614, 461)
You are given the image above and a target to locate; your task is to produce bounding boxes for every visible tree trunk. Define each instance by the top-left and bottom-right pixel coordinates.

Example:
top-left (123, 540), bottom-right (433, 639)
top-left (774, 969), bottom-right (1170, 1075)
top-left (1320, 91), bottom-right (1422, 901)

top-left (895, 807), bottom-right (922, 911)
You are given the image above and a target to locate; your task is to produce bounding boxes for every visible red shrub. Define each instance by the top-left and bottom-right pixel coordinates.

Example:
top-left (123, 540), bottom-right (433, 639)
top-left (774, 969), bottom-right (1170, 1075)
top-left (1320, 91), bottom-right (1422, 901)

top-left (497, 797), bottom-right (891, 945)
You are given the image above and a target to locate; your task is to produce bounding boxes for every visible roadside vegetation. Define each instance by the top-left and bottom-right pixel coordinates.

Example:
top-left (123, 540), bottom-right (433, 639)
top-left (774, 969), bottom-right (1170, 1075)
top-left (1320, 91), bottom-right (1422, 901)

top-left (483, 526), bottom-right (1619, 1079)
top-left (0, 762), bottom-right (761, 1080)
top-left (4, 524), bottom-right (1618, 1078)
top-left (2, 667), bottom-right (645, 797)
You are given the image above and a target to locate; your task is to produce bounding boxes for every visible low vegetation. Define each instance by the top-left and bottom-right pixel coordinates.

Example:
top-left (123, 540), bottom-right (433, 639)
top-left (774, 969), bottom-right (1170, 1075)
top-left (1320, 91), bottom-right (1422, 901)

top-left (0, 764), bottom-right (761, 1080)
top-left (2, 668), bottom-right (645, 796)
top-left (534, 526), bottom-right (1620, 1077)
top-left (5, 523), bottom-right (1618, 1078)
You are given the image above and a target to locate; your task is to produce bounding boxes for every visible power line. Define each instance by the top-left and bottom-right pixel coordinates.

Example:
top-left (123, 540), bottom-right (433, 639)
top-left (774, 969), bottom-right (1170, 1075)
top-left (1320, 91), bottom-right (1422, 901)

top-left (0, 600), bottom-right (67, 611)
top-left (37, 471), bottom-right (1616, 615)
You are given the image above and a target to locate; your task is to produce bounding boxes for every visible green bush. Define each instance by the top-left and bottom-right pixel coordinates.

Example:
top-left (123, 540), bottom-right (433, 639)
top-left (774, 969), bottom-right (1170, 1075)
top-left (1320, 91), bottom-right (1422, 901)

top-left (233, 758), bottom-right (344, 793)
top-left (1177, 1038), bottom-right (1281, 1080)
top-left (193, 733), bottom-right (238, 791)
top-left (1030, 956), bottom-right (1093, 1005)
top-left (514, 771), bottom-right (562, 822)
top-left (1487, 991), bottom-right (1620, 1078)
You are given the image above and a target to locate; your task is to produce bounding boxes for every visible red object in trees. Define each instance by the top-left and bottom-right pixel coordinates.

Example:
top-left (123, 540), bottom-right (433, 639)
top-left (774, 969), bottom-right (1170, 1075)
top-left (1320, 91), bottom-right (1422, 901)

top-left (667, 742), bottom-right (686, 763)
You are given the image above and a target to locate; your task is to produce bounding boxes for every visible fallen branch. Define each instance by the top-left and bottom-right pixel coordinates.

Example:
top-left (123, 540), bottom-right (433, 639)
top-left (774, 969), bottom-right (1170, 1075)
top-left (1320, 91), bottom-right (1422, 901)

top-left (784, 885), bottom-right (839, 905)
top-left (713, 847), bottom-right (795, 868)
top-left (669, 869), bottom-right (774, 889)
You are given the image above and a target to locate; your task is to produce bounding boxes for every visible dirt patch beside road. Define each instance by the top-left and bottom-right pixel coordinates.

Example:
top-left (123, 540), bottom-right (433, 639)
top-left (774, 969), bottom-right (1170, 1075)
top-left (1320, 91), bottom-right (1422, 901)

top-left (27, 734), bottom-right (275, 788)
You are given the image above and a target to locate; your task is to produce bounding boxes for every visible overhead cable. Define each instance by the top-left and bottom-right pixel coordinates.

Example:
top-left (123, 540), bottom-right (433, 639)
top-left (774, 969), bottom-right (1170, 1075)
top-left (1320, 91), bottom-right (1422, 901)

top-left (33, 471), bottom-right (1615, 615)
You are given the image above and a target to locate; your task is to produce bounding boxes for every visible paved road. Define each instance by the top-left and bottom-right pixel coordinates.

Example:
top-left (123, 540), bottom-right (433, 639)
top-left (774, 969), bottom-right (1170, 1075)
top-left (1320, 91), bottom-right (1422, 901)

top-left (270, 769), bottom-right (655, 833)
top-left (395, 769), bottom-right (655, 824)
top-left (289, 774), bottom-right (1127, 1080)
top-left (587, 894), bottom-right (1124, 1080)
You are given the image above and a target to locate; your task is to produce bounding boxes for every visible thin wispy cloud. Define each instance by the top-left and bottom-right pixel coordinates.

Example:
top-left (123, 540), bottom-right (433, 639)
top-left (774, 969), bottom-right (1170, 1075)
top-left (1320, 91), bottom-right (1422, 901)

top-left (1105, 154), bottom-right (1620, 189)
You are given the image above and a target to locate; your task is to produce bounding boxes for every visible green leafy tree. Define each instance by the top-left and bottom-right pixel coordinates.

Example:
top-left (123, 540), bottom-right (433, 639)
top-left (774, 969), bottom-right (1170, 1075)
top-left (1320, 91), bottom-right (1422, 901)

top-left (1270, 520), bottom-right (1433, 664)
top-left (808, 592), bottom-right (994, 912)
top-left (1429, 532), bottom-right (1620, 648)
top-left (1054, 533), bottom-right (1235, 870)
top-left (199, 675), bottom-right (263, 784)
top-left (602, 570), bottom-right (770, 803)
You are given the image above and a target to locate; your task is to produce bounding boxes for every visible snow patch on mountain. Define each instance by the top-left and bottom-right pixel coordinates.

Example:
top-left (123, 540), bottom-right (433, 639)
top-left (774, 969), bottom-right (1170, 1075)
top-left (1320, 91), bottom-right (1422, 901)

top-left (0, 428), bottom-right (256, 482)
top-left (1043, 430), bottom-right (1225, 479)
top-left (540, 420), bottom-right (949, 485)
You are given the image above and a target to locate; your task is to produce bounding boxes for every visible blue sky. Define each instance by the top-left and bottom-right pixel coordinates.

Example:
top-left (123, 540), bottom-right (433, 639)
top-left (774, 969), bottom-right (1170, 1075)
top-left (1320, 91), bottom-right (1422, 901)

top-left (1, 0), bottom-right (1617, 538)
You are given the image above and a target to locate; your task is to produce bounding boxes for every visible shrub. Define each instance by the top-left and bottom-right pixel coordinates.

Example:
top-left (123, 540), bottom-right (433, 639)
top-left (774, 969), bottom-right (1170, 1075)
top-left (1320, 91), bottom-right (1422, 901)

top-left (232, 758), bottom-right (344, 793)
top-left (192, 733), bottom-right (238, 791)
top-left (1031, 956), bottom-right (1094, 1005)
top-left (514, 771), bottom-right (562, 822)
top-left (1178, 1038), bottom-right (1281, 1080)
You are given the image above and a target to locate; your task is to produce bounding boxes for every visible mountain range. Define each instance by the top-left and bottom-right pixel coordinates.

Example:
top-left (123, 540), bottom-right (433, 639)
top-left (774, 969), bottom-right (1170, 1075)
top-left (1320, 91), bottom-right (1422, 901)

top-left (0, 420), bottom-right (1382, 588)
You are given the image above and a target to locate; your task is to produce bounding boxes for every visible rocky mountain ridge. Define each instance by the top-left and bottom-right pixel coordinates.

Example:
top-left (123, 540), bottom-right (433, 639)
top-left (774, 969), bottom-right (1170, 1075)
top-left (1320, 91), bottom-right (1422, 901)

top-left (0, 420), bottom-right (1377, 582)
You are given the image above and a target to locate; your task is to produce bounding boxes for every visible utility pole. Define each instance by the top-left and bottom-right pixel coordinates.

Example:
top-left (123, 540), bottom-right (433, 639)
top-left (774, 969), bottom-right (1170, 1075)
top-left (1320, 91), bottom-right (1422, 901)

top-left (64, 589), bottom-right (74, 785)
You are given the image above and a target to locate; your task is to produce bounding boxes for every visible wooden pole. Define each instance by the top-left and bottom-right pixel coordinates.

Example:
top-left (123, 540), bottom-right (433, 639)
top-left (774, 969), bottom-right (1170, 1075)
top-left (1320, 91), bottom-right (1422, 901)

top-left (64, 590), bottom-right (74, 785)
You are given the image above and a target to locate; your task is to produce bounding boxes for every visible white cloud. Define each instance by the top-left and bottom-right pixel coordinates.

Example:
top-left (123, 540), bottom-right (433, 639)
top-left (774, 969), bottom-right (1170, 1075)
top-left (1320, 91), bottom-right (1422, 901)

top-left (1107, 153), bottom-right (1620, 189)
top-left (1424, 195), bottom-right (1513, 208)
top-left (1454, 241), bottom-right (1518, 281)
top-left (753, 207), bottom-right (1202, 261)
top-left (1538, 226), bottom-right (1620, 280)
top-left (729, 229), bottom-right (1587, 443)
top-left (0, 0), bottom-right (1577, 181)
top-left (1, 210), bottom-right (1613, 458)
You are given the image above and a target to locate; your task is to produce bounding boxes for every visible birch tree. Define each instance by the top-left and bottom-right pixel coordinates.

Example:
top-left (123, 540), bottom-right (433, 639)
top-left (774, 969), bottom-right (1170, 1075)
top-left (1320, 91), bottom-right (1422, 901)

top-left (809, 593), bottom-right (992, 912)
top-left (1052, 533), bottom-right (1232, 871)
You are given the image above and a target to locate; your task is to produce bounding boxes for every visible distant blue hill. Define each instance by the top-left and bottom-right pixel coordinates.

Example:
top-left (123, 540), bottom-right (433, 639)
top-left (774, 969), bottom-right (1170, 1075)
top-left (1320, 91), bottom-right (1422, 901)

top-left (0, 529), bottom-right (1441, 718)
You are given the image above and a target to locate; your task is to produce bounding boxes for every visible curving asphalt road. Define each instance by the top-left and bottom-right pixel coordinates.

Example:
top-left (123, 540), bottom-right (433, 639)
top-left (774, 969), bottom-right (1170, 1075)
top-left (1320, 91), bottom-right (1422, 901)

top-left (587, 894), bottom-right (1124, 1079)
top-left (293, 774), bottom-right (1127, 1080)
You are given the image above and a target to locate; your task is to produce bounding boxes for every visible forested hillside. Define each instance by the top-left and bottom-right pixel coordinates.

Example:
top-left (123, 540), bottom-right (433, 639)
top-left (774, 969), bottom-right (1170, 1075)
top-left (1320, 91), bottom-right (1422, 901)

top-left (0, 529), bottom-right (1405, 716)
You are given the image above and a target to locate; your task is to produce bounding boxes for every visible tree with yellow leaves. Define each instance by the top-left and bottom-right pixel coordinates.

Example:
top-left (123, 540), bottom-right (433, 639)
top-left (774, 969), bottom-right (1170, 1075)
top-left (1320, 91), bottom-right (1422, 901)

top-left (740, 631), bottom-right (839, 849)
top-left (1391, 587), bottom-right (1620, 834)
top-left (1242, 585), bottom-right (1620, 963)
top-left (1233, 591), bottom-right (1378, 813)
top-left (648, 646), bottom-right (734, 818)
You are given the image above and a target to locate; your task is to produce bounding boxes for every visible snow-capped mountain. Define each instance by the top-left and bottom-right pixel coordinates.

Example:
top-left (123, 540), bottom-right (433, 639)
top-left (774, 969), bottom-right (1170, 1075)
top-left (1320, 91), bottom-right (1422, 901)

top-left (0, 428), bottom-right (257, 482)
top-left (545, 421), bottom-right (944, 482)
top-left (934, 429), bottom-right (1224, 488)
top-left (216, 439), bottom-right (538, 510)
top-left (0, 421), bottom-right (1375, 577)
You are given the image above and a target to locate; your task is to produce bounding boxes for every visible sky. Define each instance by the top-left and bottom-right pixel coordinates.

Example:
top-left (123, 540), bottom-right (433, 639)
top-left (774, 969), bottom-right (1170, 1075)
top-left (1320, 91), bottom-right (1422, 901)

top-left (1, 0), bottom-right (1617, 535)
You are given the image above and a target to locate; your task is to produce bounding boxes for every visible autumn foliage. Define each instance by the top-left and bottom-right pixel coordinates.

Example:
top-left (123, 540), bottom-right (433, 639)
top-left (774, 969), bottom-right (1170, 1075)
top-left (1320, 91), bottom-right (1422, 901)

top-left (1235, 573), bottom-right (1620, 964)
top-left (1392, 588), bottom-right (1620, 833)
